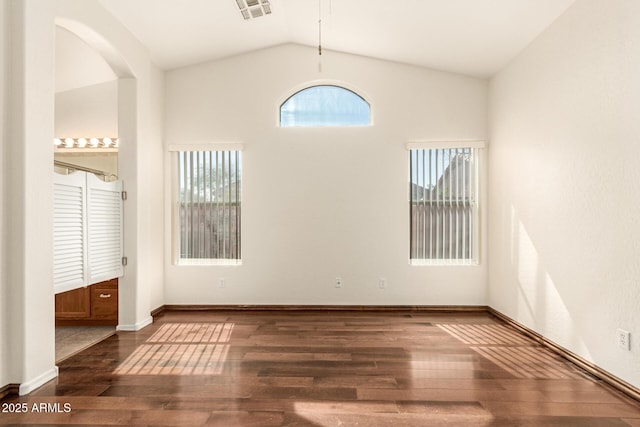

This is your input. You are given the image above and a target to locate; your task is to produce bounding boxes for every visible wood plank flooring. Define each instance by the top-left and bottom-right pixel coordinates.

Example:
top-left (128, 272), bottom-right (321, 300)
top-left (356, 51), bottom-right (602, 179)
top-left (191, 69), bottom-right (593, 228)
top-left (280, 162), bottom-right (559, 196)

top-left (2, 310), bottom-right (640, 426)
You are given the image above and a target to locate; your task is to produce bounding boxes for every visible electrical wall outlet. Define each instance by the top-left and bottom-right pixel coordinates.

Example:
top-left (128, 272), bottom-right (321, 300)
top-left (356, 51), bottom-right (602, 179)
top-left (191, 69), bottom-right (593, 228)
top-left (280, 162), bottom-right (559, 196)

top-left (378, 278), bottom-right (386, 289)
top-left (617, 329), bottom-right (630, 351)
top-left (219, 278), bottom-right (226, 288)
top-left (335, 277), bottom-right (342, 288)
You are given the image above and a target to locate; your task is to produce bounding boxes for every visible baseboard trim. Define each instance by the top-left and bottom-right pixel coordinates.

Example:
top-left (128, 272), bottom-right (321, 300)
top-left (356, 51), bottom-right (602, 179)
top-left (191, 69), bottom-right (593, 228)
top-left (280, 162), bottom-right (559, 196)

top-left (154, 304), bottom-right (489, 314)
top-left (18, 366), bottom-right (59, 396)
top-left (0, 383), bottom-right (20, 399)
top-left (116, 315), bottom-right (153, 332)
top-left (489, 307), bottom-right (640, 403)
top-left (150, 305), bottom-right (166, 317)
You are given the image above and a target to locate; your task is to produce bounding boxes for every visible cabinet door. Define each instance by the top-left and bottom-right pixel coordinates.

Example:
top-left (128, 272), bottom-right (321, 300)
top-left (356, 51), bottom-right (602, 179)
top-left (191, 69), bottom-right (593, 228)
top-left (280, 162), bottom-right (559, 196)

top-left (55, 287), bottom-right (91, 318)
top-left (91, 280), bottom-right (118, 320)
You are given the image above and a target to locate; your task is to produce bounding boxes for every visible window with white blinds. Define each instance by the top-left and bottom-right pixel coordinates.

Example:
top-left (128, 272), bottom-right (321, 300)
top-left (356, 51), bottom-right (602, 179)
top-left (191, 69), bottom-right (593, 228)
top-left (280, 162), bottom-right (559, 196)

top-left (177, 150), bottom-right (241, 262)
top-left (409, 144), bottom-right (480, 264)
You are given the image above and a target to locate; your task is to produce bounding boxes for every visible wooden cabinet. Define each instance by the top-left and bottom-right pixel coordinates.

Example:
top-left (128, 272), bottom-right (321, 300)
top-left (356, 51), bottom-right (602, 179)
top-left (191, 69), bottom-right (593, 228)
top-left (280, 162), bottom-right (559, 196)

top-left (55, 279), bottom-right (118, 326)
top-left (55, 286), bottom-right (91, 319)
top-left (90, 282), bottom-right (118, 320)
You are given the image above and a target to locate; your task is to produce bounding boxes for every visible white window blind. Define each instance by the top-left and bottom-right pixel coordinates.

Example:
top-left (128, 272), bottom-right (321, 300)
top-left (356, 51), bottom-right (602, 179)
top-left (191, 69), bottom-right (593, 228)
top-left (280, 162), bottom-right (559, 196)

top-left (177, 150), bottom-right (241, 262)
top-left (409, 146), bottom-right (479, 264)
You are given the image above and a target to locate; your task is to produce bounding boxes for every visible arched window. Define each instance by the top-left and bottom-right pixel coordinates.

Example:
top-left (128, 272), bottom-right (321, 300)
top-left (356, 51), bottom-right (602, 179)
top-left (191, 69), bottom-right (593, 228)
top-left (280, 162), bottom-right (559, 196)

top-left (280, 85), bottom-right (371, 127)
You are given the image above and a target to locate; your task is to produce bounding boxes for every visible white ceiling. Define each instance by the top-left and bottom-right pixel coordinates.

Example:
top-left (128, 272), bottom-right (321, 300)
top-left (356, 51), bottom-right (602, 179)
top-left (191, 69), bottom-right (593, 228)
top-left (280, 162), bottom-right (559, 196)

top-left (99, 0), bottom-right (575, 77)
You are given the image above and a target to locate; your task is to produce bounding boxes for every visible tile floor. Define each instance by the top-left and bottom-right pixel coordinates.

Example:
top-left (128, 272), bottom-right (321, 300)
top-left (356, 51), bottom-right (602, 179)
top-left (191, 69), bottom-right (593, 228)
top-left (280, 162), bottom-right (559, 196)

top-left (55, 326), bottom-right (116, 363)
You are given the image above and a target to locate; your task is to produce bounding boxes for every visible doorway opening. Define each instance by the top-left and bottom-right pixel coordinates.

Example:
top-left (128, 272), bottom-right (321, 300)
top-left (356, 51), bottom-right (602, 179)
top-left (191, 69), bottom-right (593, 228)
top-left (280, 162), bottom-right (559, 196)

top-left (53, 25), bottom-right (121, 361)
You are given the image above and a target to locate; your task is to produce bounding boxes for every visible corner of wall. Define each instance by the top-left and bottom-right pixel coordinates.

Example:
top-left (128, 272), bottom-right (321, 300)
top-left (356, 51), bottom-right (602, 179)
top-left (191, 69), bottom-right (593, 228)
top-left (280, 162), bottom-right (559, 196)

top-left (0, 0), bottom-right (9, 391)
top-left (149, 63), bottom-right (165, 310)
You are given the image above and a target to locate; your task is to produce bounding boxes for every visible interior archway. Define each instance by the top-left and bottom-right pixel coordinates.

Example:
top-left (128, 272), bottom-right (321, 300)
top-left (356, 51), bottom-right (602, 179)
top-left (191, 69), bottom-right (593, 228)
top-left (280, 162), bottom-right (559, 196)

top-left (53, 16), bottom-right (140, 341)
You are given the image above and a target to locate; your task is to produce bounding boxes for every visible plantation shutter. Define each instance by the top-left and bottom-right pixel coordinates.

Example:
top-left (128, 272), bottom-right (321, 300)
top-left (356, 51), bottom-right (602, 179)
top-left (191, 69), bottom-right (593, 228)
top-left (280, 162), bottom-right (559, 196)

top-left (53, 171), bottom-right (124, 293)
top-left (87, 173), bottom-right (124, 283)
top-left (53, 172), bottom-right (87, 294)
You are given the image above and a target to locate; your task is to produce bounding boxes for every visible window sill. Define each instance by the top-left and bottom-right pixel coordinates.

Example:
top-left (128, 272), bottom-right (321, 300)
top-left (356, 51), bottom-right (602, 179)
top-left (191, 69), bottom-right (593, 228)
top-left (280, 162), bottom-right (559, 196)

top-left (410, 259), bottom-right (478, 266)
top-left (176, 259), bottom-right (242, 266)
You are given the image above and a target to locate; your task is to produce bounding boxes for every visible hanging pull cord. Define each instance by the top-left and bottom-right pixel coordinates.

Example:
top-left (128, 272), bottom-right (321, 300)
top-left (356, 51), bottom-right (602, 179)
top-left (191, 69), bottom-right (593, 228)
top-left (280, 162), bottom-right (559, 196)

top-left (318, 22), bottom-right (322, 55)
top-left (318, 0), bottom-right (322, 56)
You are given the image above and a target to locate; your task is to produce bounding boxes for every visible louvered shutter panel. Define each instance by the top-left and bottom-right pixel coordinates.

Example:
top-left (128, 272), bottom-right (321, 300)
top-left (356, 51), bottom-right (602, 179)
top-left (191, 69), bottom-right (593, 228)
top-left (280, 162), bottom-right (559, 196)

top-left (87, 173), bottom-right (123, 283)
top-left (53, 172), bottom-right (87, 293)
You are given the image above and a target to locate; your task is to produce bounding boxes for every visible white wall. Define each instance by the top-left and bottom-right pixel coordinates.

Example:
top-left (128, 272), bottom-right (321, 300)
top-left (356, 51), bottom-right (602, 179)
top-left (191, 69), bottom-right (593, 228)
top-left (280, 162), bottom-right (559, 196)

top-left (0, 0), bottom-right (9, 390)
top-left (488, 0), bottom-right (640, 388)
top-left (164, 44), bottom-right (488, 306)
top-left (55, 26), bottom-right (116, 93)
top-left (5, 0), bottom-right (57, 394)
top-left (148, 65), bottom-right (165, 311)
top-left (55, 80), bottom-right (118, 138)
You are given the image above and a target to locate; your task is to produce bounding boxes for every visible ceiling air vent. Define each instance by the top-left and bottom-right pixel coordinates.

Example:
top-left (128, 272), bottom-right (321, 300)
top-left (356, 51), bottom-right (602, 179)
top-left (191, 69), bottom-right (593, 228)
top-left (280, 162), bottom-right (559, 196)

top-left (236, 0), bottom-right (272, 20)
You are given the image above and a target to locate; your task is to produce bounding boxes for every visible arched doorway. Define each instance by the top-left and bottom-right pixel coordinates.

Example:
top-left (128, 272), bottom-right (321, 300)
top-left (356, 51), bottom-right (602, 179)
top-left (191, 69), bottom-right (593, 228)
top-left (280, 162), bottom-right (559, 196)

top-left (52, 16), bottom-right (144, 352)
top-left (53, 25), bottom-right (121, 361)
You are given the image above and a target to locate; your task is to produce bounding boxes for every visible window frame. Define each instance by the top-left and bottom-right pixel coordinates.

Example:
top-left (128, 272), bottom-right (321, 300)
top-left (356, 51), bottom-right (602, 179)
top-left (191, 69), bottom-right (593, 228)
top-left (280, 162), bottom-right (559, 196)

top-left (407, 140), bottom-right (485, 266)
top-left (169, 143), bottom-right (244, 266)
top-left (278, 83), bottom-right (372, 128)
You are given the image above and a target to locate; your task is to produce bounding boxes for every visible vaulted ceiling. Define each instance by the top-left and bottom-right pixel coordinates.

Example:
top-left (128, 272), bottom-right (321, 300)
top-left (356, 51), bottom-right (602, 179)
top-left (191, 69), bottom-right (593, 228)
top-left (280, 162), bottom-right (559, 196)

top-left (99, 0), bottom-right (575, 77)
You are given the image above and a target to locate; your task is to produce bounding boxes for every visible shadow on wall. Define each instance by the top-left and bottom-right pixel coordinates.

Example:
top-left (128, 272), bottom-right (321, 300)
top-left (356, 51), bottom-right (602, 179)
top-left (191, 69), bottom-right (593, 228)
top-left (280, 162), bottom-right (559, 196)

top-left (505, 204), bottom-right (592, 360)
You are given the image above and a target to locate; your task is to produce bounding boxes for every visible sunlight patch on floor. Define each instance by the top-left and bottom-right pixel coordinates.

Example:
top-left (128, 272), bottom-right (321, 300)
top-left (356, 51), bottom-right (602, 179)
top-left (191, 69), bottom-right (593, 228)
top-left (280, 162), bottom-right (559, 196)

top-left (293, 401), bottom-right (494, 426)
top-left (437, 323), bottom-right (530, 345)
top-left (438, 323), bottom-right (582, 380)
top-left (115, 323), bottom-right (233, 375)
top-left (472, 345), bottom-right (582, 380)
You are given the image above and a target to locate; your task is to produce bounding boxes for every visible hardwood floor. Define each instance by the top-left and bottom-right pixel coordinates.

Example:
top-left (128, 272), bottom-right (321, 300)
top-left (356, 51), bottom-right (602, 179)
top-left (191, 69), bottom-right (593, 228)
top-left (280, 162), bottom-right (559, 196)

top-left (2, 310), bottom-right (640, 426)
